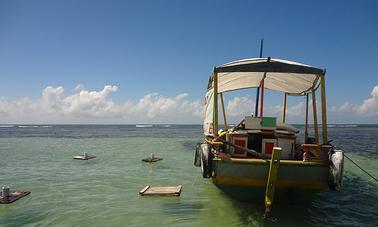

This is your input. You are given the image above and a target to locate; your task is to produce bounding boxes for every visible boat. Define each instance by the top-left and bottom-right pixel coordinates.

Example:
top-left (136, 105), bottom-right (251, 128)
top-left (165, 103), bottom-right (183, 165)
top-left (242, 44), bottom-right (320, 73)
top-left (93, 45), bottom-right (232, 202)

top-left (135, 124), bottom-right (153, 128)
top-left (194, 57), bottom-right (344, 212)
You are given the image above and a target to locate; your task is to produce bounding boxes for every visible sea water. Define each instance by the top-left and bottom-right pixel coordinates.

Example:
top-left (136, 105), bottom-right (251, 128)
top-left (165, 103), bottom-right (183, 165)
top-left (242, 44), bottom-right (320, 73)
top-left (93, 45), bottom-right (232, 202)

top-left (0, 125), bottom-right (377, 226)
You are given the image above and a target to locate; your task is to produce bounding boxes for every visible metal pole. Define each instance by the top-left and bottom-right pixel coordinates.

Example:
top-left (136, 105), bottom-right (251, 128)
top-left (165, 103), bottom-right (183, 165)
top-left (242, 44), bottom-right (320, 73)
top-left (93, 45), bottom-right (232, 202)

top-left (259, 39), bottom-right (264, 58)
top-left (254, 39), bottom-right (264, 117)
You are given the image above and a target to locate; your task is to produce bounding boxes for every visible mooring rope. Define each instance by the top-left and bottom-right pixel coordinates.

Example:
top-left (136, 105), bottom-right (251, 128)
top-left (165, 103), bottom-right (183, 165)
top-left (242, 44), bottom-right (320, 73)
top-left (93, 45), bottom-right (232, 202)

top-left (344, 153), bottom-right (378, 182)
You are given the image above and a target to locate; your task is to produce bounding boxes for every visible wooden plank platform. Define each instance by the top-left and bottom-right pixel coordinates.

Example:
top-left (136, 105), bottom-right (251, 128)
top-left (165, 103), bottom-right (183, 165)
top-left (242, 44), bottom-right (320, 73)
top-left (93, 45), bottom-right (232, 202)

top-left (139, 185), bottom-right (182, 196)
top-left (0, 190), bottom-right (30, 204)
top-left (142, 157), bottom-right (163, 162)
top-left (73, 155), bottom-right (96, 160)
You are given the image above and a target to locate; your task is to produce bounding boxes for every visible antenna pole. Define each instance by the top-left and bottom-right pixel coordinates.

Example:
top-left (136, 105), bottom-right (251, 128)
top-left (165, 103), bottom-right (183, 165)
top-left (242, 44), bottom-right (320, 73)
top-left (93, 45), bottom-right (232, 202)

top-left (254, 39), bottom-right (264, 117)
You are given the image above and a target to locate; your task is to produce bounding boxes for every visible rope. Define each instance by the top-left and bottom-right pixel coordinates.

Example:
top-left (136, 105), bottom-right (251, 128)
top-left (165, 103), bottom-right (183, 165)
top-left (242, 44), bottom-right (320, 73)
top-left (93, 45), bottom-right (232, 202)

top-left (344, 153), bottom-right (378, 182)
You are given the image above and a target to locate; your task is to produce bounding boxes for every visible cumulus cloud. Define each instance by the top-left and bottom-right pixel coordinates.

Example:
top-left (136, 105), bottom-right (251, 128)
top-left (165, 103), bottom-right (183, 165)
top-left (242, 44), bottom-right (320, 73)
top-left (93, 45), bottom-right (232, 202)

top-left (1, 84), bottom-right (377, 124)
top-left (226, 96), bottom-right (255, 117)
top-left (0, 85), bottom-right (203, 124)
top-left (124, 92), bottom-right (203, 121)
top-left (40, 85), bottom-right (120, 118)
top-left (356, 85), bottom-right (378, 116)
top-left (330, 85), bottom-right (378, 117)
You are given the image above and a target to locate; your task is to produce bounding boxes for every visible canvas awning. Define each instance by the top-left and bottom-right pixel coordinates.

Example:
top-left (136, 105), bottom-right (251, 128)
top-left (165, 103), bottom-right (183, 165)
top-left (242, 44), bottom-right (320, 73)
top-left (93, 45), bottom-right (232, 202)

top-left (208, 58), bottom-right (325, 95)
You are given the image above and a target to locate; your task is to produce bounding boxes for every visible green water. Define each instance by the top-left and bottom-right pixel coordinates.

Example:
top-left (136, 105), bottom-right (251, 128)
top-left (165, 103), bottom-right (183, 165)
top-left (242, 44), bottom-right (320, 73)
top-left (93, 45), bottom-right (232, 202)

top-left (0, 125), bottom-right (377, 226)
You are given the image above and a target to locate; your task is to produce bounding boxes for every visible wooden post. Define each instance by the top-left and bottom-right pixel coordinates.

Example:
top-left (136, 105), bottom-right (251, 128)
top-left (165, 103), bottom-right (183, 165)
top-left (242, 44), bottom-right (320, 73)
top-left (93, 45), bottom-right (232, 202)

top-left (305, 93), bottom-right (309, 143)
top-left (255, 87), bottom-right (260, 117)
top-left (260, 79), bottom-right (265, 117)
top-left (213, 69), bottom-right (218, 136)
top-left (264, 147), bottom-right (281, 217)
top-left (220, 93), bottom-right (228, 130)
top-left (282, 93), bottom-right (287, 123)
top-left (320, 74), bottom-right (328, 144)
top-left (312, 88), bottom-right (319, 144)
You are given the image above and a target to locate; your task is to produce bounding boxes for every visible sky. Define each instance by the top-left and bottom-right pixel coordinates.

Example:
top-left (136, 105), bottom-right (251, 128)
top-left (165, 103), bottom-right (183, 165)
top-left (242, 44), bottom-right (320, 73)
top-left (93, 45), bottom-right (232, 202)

top-left (0, 0), bottom-right (377, 124)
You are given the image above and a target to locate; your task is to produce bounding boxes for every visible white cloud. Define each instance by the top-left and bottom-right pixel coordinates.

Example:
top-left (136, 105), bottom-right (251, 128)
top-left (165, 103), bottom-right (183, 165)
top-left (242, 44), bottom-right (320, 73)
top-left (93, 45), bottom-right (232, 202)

top-left (330, 85), bottom-right (378, 117)
top-left (1, 84), bottom-right (377, 124)
top-left (356, 85), bottom-right (378, 116)
top-left (0, 85), bottom-right (203, 124)
top-left (75, 84), bottom-right (85, 92)
top-left (40, 85), bottom-right (120, 118)
top-left (226, 96), bottom-right (255, 117)
top-left (123, 93), bottom-right (203, 122)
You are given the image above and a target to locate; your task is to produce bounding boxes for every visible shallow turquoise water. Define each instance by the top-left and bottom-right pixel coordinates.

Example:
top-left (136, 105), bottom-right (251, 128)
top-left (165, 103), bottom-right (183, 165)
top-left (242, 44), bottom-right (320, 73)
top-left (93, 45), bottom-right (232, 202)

top-left (0, 125), bottom-right (377, 226)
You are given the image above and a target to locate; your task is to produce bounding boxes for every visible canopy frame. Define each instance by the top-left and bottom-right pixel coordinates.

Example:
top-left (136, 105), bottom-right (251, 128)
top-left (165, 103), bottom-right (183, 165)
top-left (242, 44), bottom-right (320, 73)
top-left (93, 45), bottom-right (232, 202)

top-left (208, 57), bottom-right (328, 143)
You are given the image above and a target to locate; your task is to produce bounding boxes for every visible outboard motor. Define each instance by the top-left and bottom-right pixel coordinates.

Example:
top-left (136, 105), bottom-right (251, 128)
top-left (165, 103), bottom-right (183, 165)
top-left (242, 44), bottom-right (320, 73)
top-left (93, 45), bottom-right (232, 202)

top-left (194, 143), bottom-right (202, 167)
top-left (328, 149), bottom-right (344, 191)
top-left (194, 143), bottom-right (212, 178)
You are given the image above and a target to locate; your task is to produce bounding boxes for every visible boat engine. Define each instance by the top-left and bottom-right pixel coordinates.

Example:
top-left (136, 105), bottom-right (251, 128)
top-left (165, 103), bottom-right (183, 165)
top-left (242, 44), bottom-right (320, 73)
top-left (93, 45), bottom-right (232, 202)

top-left (328, 149), bottom-right (344, 191)
top-left (194, 143), bottom-right (212, 178)
top-left (194, 143), bottom-right (202, 167)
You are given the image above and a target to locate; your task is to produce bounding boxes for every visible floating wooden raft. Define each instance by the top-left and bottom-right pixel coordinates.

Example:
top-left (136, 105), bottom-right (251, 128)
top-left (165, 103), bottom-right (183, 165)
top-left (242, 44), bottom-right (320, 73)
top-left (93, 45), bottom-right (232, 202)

top-left (139, 185), bottom-right (182, 196)
top-left (73, 155), bottom-right (96, 160)
top-left (0, 190), bottom-right (30, 204)
top-left (142, 157), bottom-right (163, 162)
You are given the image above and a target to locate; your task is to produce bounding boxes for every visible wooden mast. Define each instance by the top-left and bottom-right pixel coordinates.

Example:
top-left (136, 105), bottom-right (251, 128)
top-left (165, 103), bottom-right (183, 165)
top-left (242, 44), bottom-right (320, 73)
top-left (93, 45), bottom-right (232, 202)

top-left (220, 93), bottom-right (228, 130)
top-left (282, 93), bottom-right (287, 123)
top-left (312, 88), bottom-right (319, 144)
top-left (305, 93), bottom-right (309, 142)
top-left (213, 68), bottom-right (218, 136)
top-left (320, 73), bottom-right (328, 144)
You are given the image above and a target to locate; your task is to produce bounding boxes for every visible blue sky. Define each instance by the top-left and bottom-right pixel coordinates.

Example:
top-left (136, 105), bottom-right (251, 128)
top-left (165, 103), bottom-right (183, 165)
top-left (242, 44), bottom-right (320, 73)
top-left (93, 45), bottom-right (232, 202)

top-left (0, 0), bottom-right (377, 124)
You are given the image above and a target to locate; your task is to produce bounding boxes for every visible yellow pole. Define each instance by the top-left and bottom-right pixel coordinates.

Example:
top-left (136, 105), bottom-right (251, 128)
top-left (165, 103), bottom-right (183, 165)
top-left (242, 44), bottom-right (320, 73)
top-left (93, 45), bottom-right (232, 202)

top-left (305, 93), bottom-right (309, 143)
top-left (220, 93), bottom-right (228, 131)
top-left (320, 74), bottom-right (328, 144)
top-left (312, 88), bottom-right (319, 144)
top-left (282, 93), bottom-right (287, 123)
top-left (213, 69), bottom-right (218, 136)
top-left (264, 147), bottom-right (281, 216)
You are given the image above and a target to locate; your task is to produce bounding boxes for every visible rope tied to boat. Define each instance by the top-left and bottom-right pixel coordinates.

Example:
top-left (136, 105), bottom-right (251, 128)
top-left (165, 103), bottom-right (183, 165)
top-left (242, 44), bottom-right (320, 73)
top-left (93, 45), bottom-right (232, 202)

top-left (344, 153), bottom-right (378, 182)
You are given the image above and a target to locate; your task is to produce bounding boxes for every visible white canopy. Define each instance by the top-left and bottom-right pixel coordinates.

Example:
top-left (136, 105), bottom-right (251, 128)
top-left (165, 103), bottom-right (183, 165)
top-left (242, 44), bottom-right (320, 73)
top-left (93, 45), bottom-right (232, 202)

top-left (208, 58), bottom-right (325, 95)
